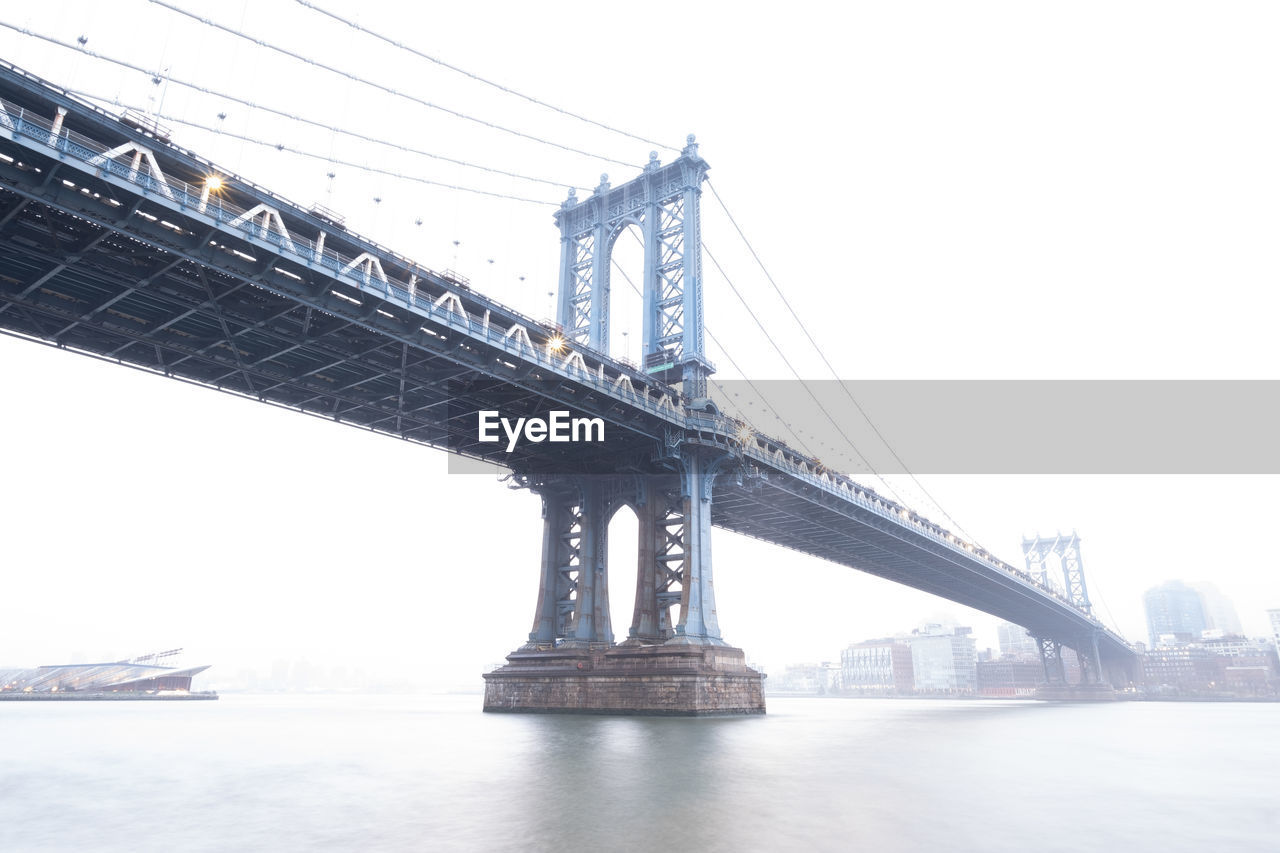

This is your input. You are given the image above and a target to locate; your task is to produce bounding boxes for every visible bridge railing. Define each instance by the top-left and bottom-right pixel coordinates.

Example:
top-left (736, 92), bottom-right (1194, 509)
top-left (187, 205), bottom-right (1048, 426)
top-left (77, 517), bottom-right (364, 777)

top-left (730, 427), bottom-right (1096, 621)
top-left (0, 89), bottom-right (590, 351)
top-left (2, 87), bottom-right (1111, 637)
top-left (0, 96), bottom-right (350, 263)
top-left (1, 93), bottom-right (691, 425)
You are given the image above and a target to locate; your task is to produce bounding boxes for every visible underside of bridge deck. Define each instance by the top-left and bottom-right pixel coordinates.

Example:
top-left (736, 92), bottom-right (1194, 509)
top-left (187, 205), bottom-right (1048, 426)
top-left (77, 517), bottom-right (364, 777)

top-left (0, 61), bottom-right (1134, 713)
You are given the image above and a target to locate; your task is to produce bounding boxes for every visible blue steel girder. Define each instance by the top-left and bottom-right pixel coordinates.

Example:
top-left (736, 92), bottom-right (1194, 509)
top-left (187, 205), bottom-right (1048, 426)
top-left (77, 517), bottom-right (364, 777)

top-left (666, 447), bottom-right (726, 645)
top-left (0, 214), bottom-right (124, 306)
top-left (543, 485), bottom-right (585, 643)
top-left (0, 214), bottom-right (645, 472)
top-left (1059, 537), bottom-right (1092, 615)
top-left (0, 141), bottom-right (683, 474)
top-left (707, 464), bottom-right (1129, 659)
top-left (1022, 538), bottom-right (1057, 590)
top-left (0, 226), bottom-right (387, 395)
top-left (562, 231), bottom-right (594, 345)
top-left (1024, 533), bottom-right (1092, 615)
top-left (525, 477), bottom-right (632, 648)
top-left (654, 194), bottom-right (686, 349)
top-left (0, 188), bottom-right (1121, 650)
top-left (0, 66), bottom-right (696, 455)
top-left (1037, 637), bottom-right (1067, 684)
top-left (625, 482), bottom-right (687, 642)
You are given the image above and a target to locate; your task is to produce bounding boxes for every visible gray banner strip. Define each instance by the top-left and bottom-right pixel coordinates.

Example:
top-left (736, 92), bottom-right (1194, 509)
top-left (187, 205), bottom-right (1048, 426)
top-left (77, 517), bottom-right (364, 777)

top-left (715, 380), bottom-right (1280, 474)
top-left (444, 381), bottom-right (1280, 475)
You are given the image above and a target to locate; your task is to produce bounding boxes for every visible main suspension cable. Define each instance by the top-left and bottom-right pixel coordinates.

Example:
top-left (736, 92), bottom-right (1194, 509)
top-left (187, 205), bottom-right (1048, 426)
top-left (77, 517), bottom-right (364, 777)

top-left (706, 177), bottom-right (985, 544)
top-left (71, 95), bottom-right (556, 205)
top-left (607, 253), bottom-right (817, 456)
top-left (293, 0), bottom-right (678, 154)
top-left (149, 0), bottom-right (637, 168)
top-left (2, 23), bottom-right (590, 193)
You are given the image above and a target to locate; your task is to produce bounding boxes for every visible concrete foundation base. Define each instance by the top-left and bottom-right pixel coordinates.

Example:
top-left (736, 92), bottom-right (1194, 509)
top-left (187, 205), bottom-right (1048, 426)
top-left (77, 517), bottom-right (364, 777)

top-left (1034, 682), bottom-right (1118, 702)
top-left (482, 644), bottom-right (765, 716)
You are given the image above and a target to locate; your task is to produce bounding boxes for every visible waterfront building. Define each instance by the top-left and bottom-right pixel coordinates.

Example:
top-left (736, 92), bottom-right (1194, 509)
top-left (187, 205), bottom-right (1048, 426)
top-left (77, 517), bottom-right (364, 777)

top-left (1268, 609), bottom-right (1280, 654)
top-left (840, 639), bottom-right (914, 695)
top-left (0, 655), bottom-right (209, 695)
top-left (1199, 635), bottom-right (1279, 695)
top-left (975, 659), bottom-right (1043, 697)
top-left (1198, 635), bottom-right (1272, 658)
top-left (1139, 634), bottom-right (1279, 697)
top-left (1144, 581), bottom-right (1207, 647)
top-left (1141, 646), bottom-right (1219, 692)
top-left (909, 625), bottom-right (977, 694)
top-left (1213, 653), bottom-right (1275, 694)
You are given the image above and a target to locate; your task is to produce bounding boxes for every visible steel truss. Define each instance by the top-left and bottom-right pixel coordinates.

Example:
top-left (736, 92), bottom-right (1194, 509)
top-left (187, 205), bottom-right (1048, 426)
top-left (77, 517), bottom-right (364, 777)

top-left (0, 71), bottom-right (682, 475)
top-left (628, 479), bottom-right (685, 643)
top-left (0, 61), bottom-right (1136, 672)
top-left (1038, 636), bottom-right (1067, 684)
top-left (553, 141), bottom-right (712, 397)
top-left (519, 445), bottom-right (730, 651)
top-left (1022, 533), bottom-right (1092, 614)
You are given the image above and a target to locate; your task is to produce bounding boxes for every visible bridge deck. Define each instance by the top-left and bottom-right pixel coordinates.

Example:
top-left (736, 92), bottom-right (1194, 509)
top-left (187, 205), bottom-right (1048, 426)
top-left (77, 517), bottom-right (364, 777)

top-left (0, 61), bottom-right (1132, 660)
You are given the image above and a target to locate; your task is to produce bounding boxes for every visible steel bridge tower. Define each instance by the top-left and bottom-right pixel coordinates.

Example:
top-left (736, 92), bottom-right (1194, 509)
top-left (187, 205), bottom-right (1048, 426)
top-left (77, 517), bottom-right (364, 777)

top-left (0, 58), bottom-right (1132, 711)
top-left (1022, 532), bottom-right (1109, 694)
top-left (553, 136), bottom-right (712, 399)
top-left (484, 142), bottom-right (763, 714)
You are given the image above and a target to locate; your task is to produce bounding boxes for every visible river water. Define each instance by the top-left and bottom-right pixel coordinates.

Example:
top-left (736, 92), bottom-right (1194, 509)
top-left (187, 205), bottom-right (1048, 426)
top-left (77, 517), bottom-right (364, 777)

top-left (1, 694), bottom-right (1275, 852)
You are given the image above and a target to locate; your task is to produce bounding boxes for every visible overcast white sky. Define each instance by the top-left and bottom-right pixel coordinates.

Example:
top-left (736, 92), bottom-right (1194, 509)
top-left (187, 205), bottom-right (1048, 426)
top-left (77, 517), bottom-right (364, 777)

top-left (2, 1), bottom-right (1278, 688)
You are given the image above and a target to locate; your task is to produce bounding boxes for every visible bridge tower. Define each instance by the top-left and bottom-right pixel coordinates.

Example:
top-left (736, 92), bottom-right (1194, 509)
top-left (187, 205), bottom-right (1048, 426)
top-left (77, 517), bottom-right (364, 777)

top-left (484, 143), bottom-right (762, 715)
top-left (552, 136), bottom-right (713, 399)
top-left (1023, 532), bottom-right (1113, 698)
top-left (1022, 532), bottom-right (1092, 614)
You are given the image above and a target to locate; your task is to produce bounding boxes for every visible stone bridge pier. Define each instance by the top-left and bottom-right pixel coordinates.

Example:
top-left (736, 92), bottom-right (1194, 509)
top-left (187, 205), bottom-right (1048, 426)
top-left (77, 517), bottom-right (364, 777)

top-left (483, 450), bottom-right (765, 715)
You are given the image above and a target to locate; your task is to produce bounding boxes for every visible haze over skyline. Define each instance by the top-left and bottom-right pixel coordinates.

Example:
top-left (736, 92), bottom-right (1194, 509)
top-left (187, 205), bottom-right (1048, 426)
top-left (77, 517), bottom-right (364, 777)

top-left (2, 0), bottom-right (1278, 688)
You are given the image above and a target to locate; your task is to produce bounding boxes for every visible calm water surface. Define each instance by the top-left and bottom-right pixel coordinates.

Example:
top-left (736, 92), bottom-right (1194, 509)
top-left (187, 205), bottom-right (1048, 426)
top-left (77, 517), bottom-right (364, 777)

top-left (1, 694), bottom-right (1275, 851)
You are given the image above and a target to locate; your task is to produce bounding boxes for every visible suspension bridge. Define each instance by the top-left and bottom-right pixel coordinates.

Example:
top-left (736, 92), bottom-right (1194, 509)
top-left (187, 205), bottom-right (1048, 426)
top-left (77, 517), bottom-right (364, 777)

top-left (0, 59), bottom-right (1136, 713)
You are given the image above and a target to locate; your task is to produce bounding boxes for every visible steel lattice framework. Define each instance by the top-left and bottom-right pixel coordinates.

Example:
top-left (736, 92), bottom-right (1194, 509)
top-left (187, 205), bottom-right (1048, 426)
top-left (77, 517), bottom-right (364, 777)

top-left (1023, 533), bottom-right (1092, 614)
top-left (553, 145), bottom-right (711, 397)
top-left (0, 61), bottom-right (1135, 681)
top-left (1022, 532), bottom-right (1104, 685)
